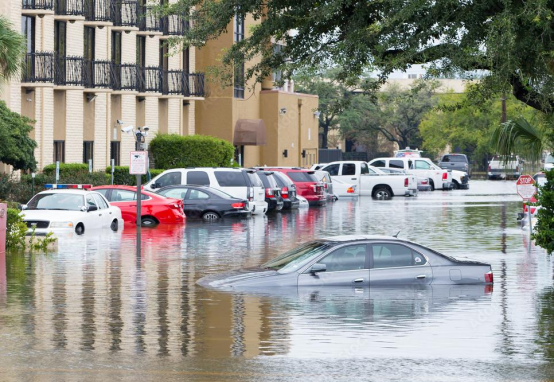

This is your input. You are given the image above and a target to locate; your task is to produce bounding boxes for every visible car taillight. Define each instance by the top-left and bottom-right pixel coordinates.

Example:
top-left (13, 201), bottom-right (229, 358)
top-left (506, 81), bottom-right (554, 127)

top-left (248, 187), bottom-right (254, 201)
top-left (488, 165), bottom-right (491, 172)
top-left (282, 187), bottom-right (289, 198)
top-left (265, 188), bottom-right (275, 198)
top-left (231, 202), bottom-right (245, 209)
top-left (347, 187), bottom-right (354, 194)
top-left (442, 172), bottom-right (448, 180)
top-left (422, 179), bottom-right (428, 185)
top-left (404, 177), bottom-right (409, 187)
top-left (485, 271), bottom-right (493, 283)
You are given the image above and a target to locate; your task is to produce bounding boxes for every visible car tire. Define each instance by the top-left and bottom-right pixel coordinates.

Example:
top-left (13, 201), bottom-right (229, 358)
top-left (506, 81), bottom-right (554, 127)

top-left (372, 186), bottom-right (392, 199)
top-left (452, 181), bottom-right (460, 190)
top-left (110, 219), bottom-right (118, 232)
top-left (75, 224), bottom-right (85, 235)
top-left (202, 211), bottom-right (220, 221)
top-left (429, 180), bottom-right (435, 191)
top-left (141, 217), bottom-right (158, 227)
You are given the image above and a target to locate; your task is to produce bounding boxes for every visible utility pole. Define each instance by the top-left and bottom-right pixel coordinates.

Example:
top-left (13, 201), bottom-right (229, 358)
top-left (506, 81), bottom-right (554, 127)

top-left (501, 93), bottom-right (507, 123)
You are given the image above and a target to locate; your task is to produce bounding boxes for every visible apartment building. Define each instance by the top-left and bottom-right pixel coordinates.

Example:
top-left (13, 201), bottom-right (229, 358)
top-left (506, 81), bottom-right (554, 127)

top-left (195, 14), bottom-right (320, 168)
top-left (0, 0), bottom-right (203, 171)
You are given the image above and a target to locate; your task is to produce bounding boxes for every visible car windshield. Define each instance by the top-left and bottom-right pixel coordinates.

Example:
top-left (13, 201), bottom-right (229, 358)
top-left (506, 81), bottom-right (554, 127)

top-left (263, 241), bottom-right (332, 274)
top-left (287, 172), bottom-right (317, 182)
top-left (27, 193), bottom-right (84, 211)
top-left (546, 155), bottom-right (554, 164)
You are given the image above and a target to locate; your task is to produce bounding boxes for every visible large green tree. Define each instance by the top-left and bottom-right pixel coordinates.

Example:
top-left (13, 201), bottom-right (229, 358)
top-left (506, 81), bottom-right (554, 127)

top-left (169, 0), bottom-right (554, 113)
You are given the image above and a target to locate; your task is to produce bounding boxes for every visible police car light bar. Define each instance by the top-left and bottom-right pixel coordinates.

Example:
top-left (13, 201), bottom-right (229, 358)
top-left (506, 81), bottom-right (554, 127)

top-left (44, 184), bottom-right (92, 190)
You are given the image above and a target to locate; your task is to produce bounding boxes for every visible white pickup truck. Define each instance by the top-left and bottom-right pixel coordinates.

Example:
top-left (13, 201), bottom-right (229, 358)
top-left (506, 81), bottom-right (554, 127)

top-left (368, 157), bottom-right (453, 191)
top-left (320, 161), bottom-right (418, 198)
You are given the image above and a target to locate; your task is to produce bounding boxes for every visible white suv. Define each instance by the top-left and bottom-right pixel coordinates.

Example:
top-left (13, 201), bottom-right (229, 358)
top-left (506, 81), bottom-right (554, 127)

top-left (144, 168), bottom-right (268, 215)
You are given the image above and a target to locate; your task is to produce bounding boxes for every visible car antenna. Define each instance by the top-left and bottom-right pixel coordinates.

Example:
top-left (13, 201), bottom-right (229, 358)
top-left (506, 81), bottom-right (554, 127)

top-left (392, 231), bottom-right (401, 238)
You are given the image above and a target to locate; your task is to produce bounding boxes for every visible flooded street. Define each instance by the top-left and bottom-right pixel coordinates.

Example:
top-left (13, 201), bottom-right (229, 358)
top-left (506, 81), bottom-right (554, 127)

top-left (1, 180), bottom-right (553, 381)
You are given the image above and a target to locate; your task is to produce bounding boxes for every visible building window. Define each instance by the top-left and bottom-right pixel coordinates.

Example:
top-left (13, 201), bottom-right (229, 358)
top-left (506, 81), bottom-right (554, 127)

top-left (83, 141), bottom-right (94, 164)
top-left (234, 13), bottom-right (244, 42)
top-left (233, 14), bottom-right (245, 98)
top-left (54, 21), bottom-right (66, 56)
top-left (110, 141), bottom-right (121, 166)
top-left (21, 16), bottom-right (35, 53)
top-left (84, 26), bottom-right (95, 61)
top-left (408, 74), bottom-right (417, 79)
top-left (53, 141), bottom-right (65, 163)
top-left (111, 31), bottom-right (122, 65)
top-left (183, 48), bottom-right (189, 74)
top-left (136, 35), bottom-right (146, 67)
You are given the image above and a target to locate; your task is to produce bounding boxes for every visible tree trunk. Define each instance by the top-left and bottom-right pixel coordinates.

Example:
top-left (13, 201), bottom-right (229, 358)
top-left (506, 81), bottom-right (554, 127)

top-left (321, 122), bottom-right (329, 148)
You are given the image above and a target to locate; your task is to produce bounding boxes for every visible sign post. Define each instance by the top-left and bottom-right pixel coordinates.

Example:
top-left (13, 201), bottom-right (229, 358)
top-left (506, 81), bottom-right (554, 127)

top-left (516, 175), bottom-right (536, 235)
top-left (130, 151), bottom-right (148, 257)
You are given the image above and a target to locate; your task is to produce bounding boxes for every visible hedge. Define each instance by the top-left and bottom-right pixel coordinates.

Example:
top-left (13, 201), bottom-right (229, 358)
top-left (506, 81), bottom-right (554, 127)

top-left (105, 166), bottom-right (165, 186)
top-left (43, 163), bottom-right (90, 176)
top-left (149, 134), bottom-right (235, 169)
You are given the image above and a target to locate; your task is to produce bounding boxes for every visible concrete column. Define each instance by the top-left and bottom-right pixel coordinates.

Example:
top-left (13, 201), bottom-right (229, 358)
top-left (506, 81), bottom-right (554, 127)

top-left (144, 97), bottom-right (159, 138)
top-left (41, 87), bottom-right (55, 168)
top-left (65, 90), bottom-right (84, 163)
top-left (94, 93), bottom-right (108, 170)
top-left (120, 94), bottom-right (137, 165)
top-left (168, 99), bottom-right (180, 134)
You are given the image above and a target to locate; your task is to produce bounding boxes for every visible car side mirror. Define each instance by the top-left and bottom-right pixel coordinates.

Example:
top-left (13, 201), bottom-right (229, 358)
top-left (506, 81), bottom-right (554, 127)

top-left (151, 182), bottom-right (159, 189)
top-left (19, 204), bottom-right (27, 211)
top-left (87, 206), bottom-right (98, 212)
top-left (309, 263), bottom-right (326, 274)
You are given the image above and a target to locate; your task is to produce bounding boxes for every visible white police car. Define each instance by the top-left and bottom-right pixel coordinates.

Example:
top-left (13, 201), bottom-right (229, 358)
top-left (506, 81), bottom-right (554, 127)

top-left (21, 184), bottom-right (123, 236)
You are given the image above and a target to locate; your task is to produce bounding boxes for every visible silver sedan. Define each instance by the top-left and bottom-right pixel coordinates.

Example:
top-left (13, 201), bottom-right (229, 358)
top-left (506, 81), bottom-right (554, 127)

top-left (198, 235), bottom-right (494, 289)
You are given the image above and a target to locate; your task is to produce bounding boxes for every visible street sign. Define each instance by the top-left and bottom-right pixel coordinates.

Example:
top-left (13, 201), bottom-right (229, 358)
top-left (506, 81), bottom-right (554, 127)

top-left (516, 175), bottom-right (536, 201)
top-left (129, 151), bottom-right (148, 175)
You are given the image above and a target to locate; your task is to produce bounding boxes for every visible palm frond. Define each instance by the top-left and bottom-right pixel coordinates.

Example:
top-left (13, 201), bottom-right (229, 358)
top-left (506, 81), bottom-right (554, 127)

top-left (491, 117), bottom-right (544, 163)
top-left (0, 15), bottom-right (26, 83)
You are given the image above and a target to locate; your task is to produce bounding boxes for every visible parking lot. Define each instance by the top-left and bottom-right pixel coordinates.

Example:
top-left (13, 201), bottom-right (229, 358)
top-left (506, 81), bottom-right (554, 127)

top-left (1, 180), bottom-right (553, 381)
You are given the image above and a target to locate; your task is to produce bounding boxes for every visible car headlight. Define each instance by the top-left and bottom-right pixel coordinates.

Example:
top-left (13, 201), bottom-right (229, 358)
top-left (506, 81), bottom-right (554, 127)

top-left (49, 221), bottom-right (74, 228)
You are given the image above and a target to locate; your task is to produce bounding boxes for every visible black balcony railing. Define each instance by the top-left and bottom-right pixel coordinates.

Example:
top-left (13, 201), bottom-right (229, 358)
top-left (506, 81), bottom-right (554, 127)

top-left (54, 55), bottom-right (84, 86)
top-left (55, 0), bottom-right (84, 16)
top-left (138, 66), bottom-right (162, 93)
top-left (22, 0), bottom-right (54, 10)
top-left (84, 60), bottom-right (112, 88)
top-left (84, 0), bottom-right (111, 22)
top-left (22, 52), bottom-right (55, 83)
top-left (138, 5), bottom-right (161, 32)
top-left (112, 63), bottom-right (138, 91)
top-left (111, 0), bottom-right (138, 27)
top-left (185, 73), bottom-right (204, 97)
top-left (161, 14), bottom-right (188, 36)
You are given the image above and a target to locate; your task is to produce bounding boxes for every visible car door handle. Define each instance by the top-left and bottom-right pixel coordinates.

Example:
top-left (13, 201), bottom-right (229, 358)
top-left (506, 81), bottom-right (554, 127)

top-left (130, 204), bottom-right (136, 207)
top-left (351, 178), bottom-right (357, 180)
top-left (353, 278), bottom-right (364, 283)
top-left (416, 275), bottom-right (426, 279)
top-left (99, 214), bottom-right (102, 216)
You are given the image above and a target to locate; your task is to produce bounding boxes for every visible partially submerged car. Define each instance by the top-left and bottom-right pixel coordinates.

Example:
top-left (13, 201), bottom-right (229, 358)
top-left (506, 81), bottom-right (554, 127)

top-left (198, 235), bottom-right (493, 289)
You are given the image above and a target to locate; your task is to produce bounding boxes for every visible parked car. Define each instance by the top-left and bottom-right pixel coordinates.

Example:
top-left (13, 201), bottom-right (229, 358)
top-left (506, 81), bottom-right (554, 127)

top-left (487, 155), bottom-right (522, 180)
top-left (394, 148), bottom-right (424, 158)
top-left (310, 163), bottom-right (328, 171)
top-left (313, 170), bottom-right (358, 200)
top-left (155, 185), bottom-right (251, 220)
top-left (271, 171), bottom-right (300, 209)
top-left (143, 167), bottom-right (268, 215)
top-left (91, 185), bottom-right (185, 227)
top-left (369, 157), bottom-right (453, 191)
top-left (21, 185), bottom-right (123, 235)
top-left (197, 235), bottom-right (494, 289)
top-left (379, 168), bottom-right (431, 191)
top-left (265, 168), bottom-right (326, 206)
top-left (439, 153), bottom-right (470, 175)
top-left (321, 161), bottom-right (417, 198)
top-left (253, 170), bottom-right (284, 212)
top-left (544, 154), bottom-right (554, 170)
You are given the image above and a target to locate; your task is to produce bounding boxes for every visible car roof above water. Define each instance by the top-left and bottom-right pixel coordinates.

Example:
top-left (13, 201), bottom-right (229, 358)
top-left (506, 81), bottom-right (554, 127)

top-left (320, 235), bottom-right (413, 243)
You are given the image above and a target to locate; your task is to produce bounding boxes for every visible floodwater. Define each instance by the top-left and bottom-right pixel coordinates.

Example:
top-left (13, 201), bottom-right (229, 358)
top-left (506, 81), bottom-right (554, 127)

top-left (1, 180), bottom-right (553, 381)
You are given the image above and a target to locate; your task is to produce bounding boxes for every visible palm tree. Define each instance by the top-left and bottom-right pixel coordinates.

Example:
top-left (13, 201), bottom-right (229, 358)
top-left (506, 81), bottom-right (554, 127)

top-left (491, 117), bottom-right (548, 163)
top-left (0, 15), bottom-right (26, 83)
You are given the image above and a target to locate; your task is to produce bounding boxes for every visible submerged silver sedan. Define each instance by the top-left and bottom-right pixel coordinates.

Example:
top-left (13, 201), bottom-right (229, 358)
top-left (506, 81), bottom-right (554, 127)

top-left (198, 235), bottom-right (494, 289)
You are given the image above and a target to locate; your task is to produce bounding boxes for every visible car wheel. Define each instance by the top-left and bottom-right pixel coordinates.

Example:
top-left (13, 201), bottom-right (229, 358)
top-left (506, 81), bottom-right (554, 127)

top-left (429, 180), bottom-right (435, 191)
top-left (141, 217), bottom-right (158, 227)
top-left (75, 224), bottom-right (85, 235)
top-left (452, 181), bottom-right (460, 190)
top-left (372, 186), bottom-right (391, 199)
top-left (110, 219), bottom-right (118, 232)
top-left (202, 211), bottom-right (220, 221)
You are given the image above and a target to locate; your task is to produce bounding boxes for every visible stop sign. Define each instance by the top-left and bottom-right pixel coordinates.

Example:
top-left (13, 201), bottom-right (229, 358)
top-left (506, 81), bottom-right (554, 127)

top-left (516, 175), bottom-right (536, 201)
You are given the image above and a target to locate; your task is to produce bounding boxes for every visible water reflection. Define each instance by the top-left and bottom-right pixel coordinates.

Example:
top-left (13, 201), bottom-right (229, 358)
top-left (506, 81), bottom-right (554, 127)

top-left (0, 181), bottom-right (553, 380)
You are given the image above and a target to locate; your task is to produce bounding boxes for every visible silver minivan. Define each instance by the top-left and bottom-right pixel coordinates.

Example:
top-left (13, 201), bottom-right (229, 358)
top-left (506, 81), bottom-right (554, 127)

top-left (144, 168), bottom-right (268, 215)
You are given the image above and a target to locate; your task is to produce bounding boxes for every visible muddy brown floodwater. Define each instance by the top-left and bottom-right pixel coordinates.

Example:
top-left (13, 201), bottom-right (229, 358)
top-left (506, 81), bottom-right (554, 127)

top-left (0, 180), bottom-right (553, 381)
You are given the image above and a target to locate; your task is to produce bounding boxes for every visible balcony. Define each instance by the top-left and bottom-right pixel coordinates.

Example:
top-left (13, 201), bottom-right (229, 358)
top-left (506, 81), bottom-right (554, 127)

top-left (161, 14), bottom-right (188, 37)
top-left (54, 55), bottom-right (84, 86)
top-left (22, 0), bottom-right (54, 16)
top-left (162, 71), bottom-right (204, 98)
top-left (111, 0), bottom-right (138, 29)
top-left (22, 52), bottom-right (55, 84)
top-left (84, 60), bottom-right (112, 89)
top-left (112, 63), bottom-right (138, 91)
top-left (55, 0), bottom-right (85, 19)
top-left (84, 0), bottom-right (111, 24)
top-left (138, 67), bottom-right (162, 93)
top-left (137, 5), bottom-right (162, 34)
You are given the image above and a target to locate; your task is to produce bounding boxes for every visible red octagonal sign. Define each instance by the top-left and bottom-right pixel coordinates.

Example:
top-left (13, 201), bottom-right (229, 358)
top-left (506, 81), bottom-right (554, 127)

top-left (516, 175), bottom-right (536, 201)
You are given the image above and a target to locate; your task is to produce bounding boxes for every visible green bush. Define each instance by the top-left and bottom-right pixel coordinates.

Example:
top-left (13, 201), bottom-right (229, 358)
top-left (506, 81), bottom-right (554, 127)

top-left (105, 167), bottom-right (165, 185)
top-left (43, 163), bottom-right (90, 176)
top-left (532, 169), bottom-right (554, 253)
top-left (6, 208), bottom-right (27, 249)
top-left (149, 134), bottom-right (235, 169)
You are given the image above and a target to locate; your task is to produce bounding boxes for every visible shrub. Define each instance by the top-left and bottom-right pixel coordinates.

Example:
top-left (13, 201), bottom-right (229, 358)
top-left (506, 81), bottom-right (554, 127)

top-left (532, 169), bottom-right (554, 253)
top-left (6, 208), bottom-right (27, 249)
top-left (43, 163), bottom-right (90, 177)
top-left (149, 134), bottom-right (235, 169)
top-left (105, 167), bottom-right (165, 185)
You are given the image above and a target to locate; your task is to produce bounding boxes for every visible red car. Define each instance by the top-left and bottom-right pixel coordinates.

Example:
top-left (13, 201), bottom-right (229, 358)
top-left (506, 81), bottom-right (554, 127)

top-left (265, 168), bottom-right (325, 206)
top-left (91, 185), bottom-right (185, 227)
